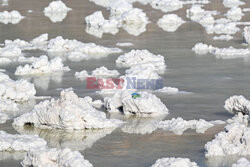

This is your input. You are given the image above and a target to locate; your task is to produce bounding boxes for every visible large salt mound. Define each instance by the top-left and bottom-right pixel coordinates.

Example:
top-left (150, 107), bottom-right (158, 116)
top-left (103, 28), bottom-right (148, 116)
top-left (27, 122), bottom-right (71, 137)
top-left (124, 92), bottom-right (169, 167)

top-left (244, 26), bottom-right (250, 44)
top-left (43, 1), bottom-right (71, 23)
top-left (232, 158), bottom-right (250, 167)
top-left (116, 49), bottom-right (166, 73)
top-left (0, 72), bottom-right (36, 102)
top-left (150, 0), bottom-right (183, 13)
top-left (204, 120), bottom-right (250, 157)
top-left (104, 90), bottom-right (168, 116)
top-left (0, 131), bottom-right (47, 151)
top-left (21, 148), bottom-right (93, 167)
top-left (157, 14), bottom-right (186, 32)
top-left (15, 55), bottom-right (70, 75)
top-left (13, 89), bottom-right (123, 130)
top-left (0, 10), bottom-right (24, 24)
top-left (151, 157), bottom-right (198, 167)
top-left (224, 95), bottom-right (250, 115)
top-left (226, 7), bottom-right (244, 21)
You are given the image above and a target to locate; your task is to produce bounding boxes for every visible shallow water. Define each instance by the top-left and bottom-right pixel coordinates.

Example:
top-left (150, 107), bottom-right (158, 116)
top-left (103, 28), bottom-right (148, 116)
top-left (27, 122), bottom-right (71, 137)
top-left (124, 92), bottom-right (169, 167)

top-left (0, 0), bottom-right (250, 166)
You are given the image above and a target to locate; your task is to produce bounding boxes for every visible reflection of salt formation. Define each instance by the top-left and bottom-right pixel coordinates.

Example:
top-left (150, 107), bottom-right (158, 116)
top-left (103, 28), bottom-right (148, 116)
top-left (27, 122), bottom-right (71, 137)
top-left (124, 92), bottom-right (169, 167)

top-left (224, 95), bottom-right (250, 115)
top-left (22, 148), bottom-right (93, 167)
top-left (0, 11), bottom-right (24, 24)
top-left (155, 87), bottom-right (179, 95)
top-left (1, 0), bottom-right (8, 6)
top-left (116, 49), bottom-right (166, 73)
top-left (151, 157), bottom-right (198, 167)
top-left (75, 66), bottom-right (120, 80)
top-left (104, 90), bottom-right (168, 116)
top-left (116, 42), bottom-right (133, 47)
top-left (150, 0), bottom-right (183, 13)
top-left (15, 56), bottom-right (70, 75)
top-left (43, 1), bottom-right (71, 23)
top-left (192, 43), bottom-right (250, 59)
top-left (121, 115), bottom-right (166, 134)
top-left (0, 131), bottom-right (47, 151)
top-left (244, 26), bottom-right (250, 44)
top-left (48, 36), bottom-right (122, 61)
top-left (14, 126), bottom-right (113, 151)
top-left (0, 151), bottom-right (25, 161)
top-left (13, 89), bottom-right (123, 130)
top-left (232, 158), bottom-right (250, 167)
top-left (156, 117), bottom-right (225, 135)
top-left (157, 14), bottom-right (186, 32)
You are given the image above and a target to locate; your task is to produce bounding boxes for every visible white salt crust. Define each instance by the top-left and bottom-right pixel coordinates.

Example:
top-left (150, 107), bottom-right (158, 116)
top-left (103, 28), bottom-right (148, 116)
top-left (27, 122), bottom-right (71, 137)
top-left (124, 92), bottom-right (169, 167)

top-left (205, 113), bottom-right (250, 157)
top-left (116, 49), bottom-right (166, 73)
top-left (0, 112), bottom-right (9, 124)
top-left (21, 148), bottom-right (93, 167)
top-left (43, 1), bottom-right (72, 23)
top-left (0, 72), bottom-right (36, 102)
top-left (13, 89), bottom-right (123, 130)
top-left (15, 55), bottom-right (70, 75)
top-left (0, 131), bottom-right (47, 151)
top-left (224, 95), bottom-right (250, 115)
top-left (192, 43), bottom-right (250, 59)
top-left (151, 157), bottom-right (198, 167)
top-left (232, 158), bottom-right (250, 167)
top-left (0, 10), bottom-right (24, 24)
top-left (213, 35), bottom-right (233, 41)
top-left (104, 90), bottom-right (169, 116)
top-left (157, 14), bottom-right (186, 32)
top-left (75, 66), bottom-right (120, 80)
top-left (156, 117), bottom-right (225, 135)
top-left (150, 0), bottom-right (183, 13)
top-left (223, 0), bottom-right (245, 8)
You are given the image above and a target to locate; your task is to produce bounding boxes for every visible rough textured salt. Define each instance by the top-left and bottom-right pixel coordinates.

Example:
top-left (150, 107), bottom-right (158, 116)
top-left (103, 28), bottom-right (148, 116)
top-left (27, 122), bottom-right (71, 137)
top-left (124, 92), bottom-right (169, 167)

top-left (150, 0), bottom-right (183, 13)
top-left (223, 0), bottom-right (245, 8)
top-left (156, 117), bottom-right (225, 135)
top-left (0, 10), bottom-right (24, 24)
top-left (0, 131), bottom-right (47, 151)
top-left (192, 43), bottom-right (214, 55)
top-left (205, 119), bottom-right (250, 157)
top-left (157, 14), bottom-right (186, 32)
top-left (104, 90), bottom-right (168, 116)
top-left (226, 7), bottom-right (244, 21)
top-left (15, 56), bottom-right (70, 75)
top-left (151, 157), bottom-right (198, 167)
top-left (224, 95), bottom-right (250, 115)
top-left (0, 72), bottom-right (36, 102)
top-left (48, 36), bottom-right (122, 60)
top-left (21, 148), bottom-right (93, 167)
top-left (116, 49), bottom-right (166, 73)
top-left (13, 89), bottom-right (123, 130)
top-left (43, 1), bottom-right (71, 23)
top-left (206, 23), bottom-right (240, 35)
top-left (232, 158), bottom-right (250, 167)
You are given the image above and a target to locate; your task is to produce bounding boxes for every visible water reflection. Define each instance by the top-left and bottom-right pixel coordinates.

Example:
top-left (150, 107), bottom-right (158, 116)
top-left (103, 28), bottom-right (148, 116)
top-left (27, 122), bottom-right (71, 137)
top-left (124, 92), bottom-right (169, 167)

top-left (44, 12), bottom-right (68, 23)
top-left (14, 126), bottom-right (115, 151)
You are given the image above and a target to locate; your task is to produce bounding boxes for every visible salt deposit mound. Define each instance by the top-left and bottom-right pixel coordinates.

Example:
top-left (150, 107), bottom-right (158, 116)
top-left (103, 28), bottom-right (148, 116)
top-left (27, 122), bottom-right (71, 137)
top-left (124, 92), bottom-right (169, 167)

top-left (22, 148), bottom-right (93, 167)
top-left (224, 95), bottom-right (250, 115)
top-left (104, 90), bottom-right (168, 116)
top-left (13, 89), bottom-right (123, 130)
